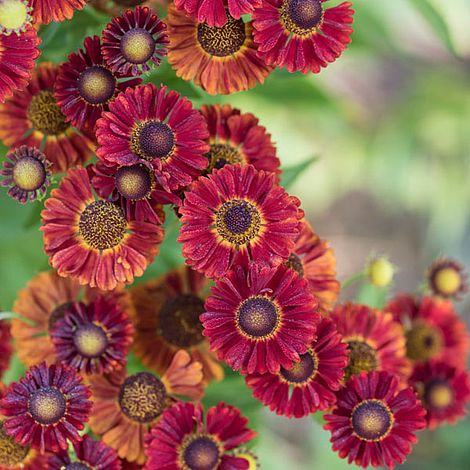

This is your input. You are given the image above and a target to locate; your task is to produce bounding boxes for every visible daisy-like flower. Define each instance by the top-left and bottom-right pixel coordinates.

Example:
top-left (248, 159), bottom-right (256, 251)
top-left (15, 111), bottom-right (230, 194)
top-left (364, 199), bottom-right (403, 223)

top-left (324, 371), bottom-right (426, 469)
top-left (130, 266), bottom-right (224, 384)
top-left (102, 6), bottom-right (169, 76)
top-left (167, 4), bottom-right (273, 95)
top-left (88, 351), bottom-right (204, 464)
top-left (0, 362), bottom-right (92, 452)
top-left (50, 296), bottom-right (134, 375)
top-left (178, 164), bottom-right (303, 279)
top-left (202, 262), bottom-right (320, 374)
top-left (0, 146), bottom-right (51, 203)
top-left (331, 303), bottom-right (411, 384)
top-left (174, 0), bottom-right (261, 27)
top-left (427, 257), bottom-right (468, 300)
top-left (48, 435), bottom-right (121, 470)
top-left (0, 320), bottom-right (12, 380)
top-left (144, 401), bottom-right (256, 470)
top-left (41, 167), bottom-right (164, 291)
top-left (253, 0), bottom-right (354, 74)
top-left (245, 317), bottom-right (347, 417)
top-left (387, 294), bottom-right (469, 368)
top-left (31, 0), bottom-right (87, 24)
top-left (409, 360), bottom-right (470, 430)
top-left (55, 36), bottom-right (141, 130)
top-left (0, 62), bottom-right (96, 172)
top-left (286, 220), bottom-right (339, 314)
top-left (96, 83), bottom-right (209, 193)
top-left (200, 103), bottom-right (280, 178)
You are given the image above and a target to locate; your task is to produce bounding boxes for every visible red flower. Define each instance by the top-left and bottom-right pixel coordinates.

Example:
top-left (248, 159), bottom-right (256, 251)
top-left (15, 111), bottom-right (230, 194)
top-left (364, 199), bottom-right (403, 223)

top-left (174, 0), bottom-right (261, 27)
top-left (200, 103), bottom-right (280, 178)
top-left (324, 371), bottom-right (426, 469)
top-left (144, 401), bottom-right (256, 470)
top-left (41, 167), bottom-right (164, 291)
top-left (245, 317), bottom-right (347, 417)
top-left (102, 6), bottom-right (169, 76)
top-left (96, 83), bottom-right (209, 193)
top-left (253, 0), bottom-right (354, 73)
top-left (387, 294), bottom-right (469, 368)
top-left (0, 320), bottom-right (12, 380)
top-left (409, 360), bottom-right (470, 429)
top-left (202, 262), bottom-right (320, 374)
top-left (32, 0), bottom-right (87, 24)
top-left (55, 36), bottom-right (141, 130)
top-left (178, 163), bottom-right (303, 279)
top-left (0, 362), bottom-right (92, 452)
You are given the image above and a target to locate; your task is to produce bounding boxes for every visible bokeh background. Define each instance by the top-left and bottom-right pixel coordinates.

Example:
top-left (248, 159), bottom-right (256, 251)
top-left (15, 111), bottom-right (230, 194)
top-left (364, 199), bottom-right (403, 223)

top-left (1, 0), bottom-right (469, 468)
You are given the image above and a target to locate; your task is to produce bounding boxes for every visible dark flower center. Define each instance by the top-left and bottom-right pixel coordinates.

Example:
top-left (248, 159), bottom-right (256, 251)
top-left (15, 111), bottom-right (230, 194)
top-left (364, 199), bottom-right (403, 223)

top-left (286, 253), bottom-right (304, 277)
top-left (27, 90), bottom-right (69, 135)
top-left (345, 340), bottom-right (378, 379)
top-left (79, 200), bottom-right (127, 251)
top-left (197, 15), bottom-right (246, 57)
top-left (119, 372), bottom-right (167, 422)
top-left (215, 199), bottom-right (261, 246)
top-left (12, 155), bottom-right (46, 192)
top-left (236, 296), bottom-right (280, 339)
top-left (121, 28), bottom-right (156, 64)
top-left (159, 294), bottom-right (205, 348)
top-left (182, 435), bottom-right (221, 470)
top-left (73, 323), bottom-right (109, 358)
top-left (280, 0), bottom-right (324, 36)
top-left (65, 464), bottom-right (93, 470)
top-left (28, 387), bottom-right (66, 425)
top-left (0, 0), bottom-right (31, 33)
top-left (0, 421), bottom-right (29, 466)
top-left (78, 65), bottom-right (117, 105)
top-left (424, 380), bottom-right (454, 410)
top-left (280, 350), bottom-right (318, 384)
top-left (406, 322), bottom-right (442, 361)
top-left (206, 143), bottom-right (243, 172)
top-left (115, 164), bottom-right (154, 200)
top-left (131, 120), bottom-right (175, 161)
top-left (351, 399), bottom-right (393, 442)
top-left (48, 301), bottom-right (75, 331)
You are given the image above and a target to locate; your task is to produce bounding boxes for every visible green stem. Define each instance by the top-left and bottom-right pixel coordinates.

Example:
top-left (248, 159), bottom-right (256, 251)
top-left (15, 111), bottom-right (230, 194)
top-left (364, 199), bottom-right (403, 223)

top-left (341, 271), bottom-right (367, 290)
top-left (0, 311), bottom-right (36, 327)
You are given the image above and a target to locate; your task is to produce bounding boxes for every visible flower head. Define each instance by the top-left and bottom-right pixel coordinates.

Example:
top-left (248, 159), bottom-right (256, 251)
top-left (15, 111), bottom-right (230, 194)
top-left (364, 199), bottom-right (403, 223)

top-left (367, 257), bottom-right (396, 288)
top-left (31, 0), bottom-right (87, 24)
top-left (427, 258), bottom-right (468, 300)
top-left (0, 0), bottom-right (33, 35)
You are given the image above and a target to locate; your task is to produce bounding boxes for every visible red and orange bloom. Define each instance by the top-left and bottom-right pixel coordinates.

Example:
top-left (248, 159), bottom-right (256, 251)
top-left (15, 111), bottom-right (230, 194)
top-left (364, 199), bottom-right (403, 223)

top-left (130, 266), bottom-right (224, 384)
top-left (202, 262), bottom-right (320, 374)
top-left (0, 146), bottom-right (51, 203)
top-left (96, 83), bottom-right (209, 193)
top-left (144, 401), bottom-right (256, 470)
top-left (200, 103), bottom-right (280, 178)
top-left (0, 362), bottom-right (92, 453)
top-left (179, 163), bottom-right (303, 279)
top-left (387, 294), bottom-right (470, 368)
top-left (41, 167), bottom-right (164, 291)
top-left (88, 350), bottom-right (204, 464)
top-left (409, 360), bottom-right (470, 430)
top-left (324, 371), bottom-right (426, 469)
top-left (48, 435), bottom-right (121, 470)
top-left (167, 4), bottom-right (273, 95)
top-left (331, 303), bottom-right (411, 384)
top-left (174, 0), bottom-right (261, 27)
top-left (426, 257), bottom-right (468, 300)
top-left (50, 296), bottom-right (134, 375)
top-left (0, 321), bottom-right (11, 380)
top-left (253, 0), bottom-right (354, 73)
top-left (31, 0), bottom-right (87, 24)
top-left (0, 62), bottom-right (96, 173)
top-left (55, 36), bottom-right (141, 130)
top-left (286, 220), bottom-right (339, 314)
top-left (245, 317), bottom-right (347, 417)
top-left (102, 6), bottom-right (169, 76)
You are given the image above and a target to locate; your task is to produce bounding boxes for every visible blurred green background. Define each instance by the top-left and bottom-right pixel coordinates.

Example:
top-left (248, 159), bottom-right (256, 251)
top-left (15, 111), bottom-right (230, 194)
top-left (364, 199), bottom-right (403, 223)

top-left (1, 0), bottom-right (470, 468)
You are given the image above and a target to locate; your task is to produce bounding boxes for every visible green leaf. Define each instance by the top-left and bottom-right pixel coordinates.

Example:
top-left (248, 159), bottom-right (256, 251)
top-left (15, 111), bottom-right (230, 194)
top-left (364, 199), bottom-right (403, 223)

top-left (355, 282), bottom-right (388, 309)
top-left (281, 155), bottom-right (319, 189)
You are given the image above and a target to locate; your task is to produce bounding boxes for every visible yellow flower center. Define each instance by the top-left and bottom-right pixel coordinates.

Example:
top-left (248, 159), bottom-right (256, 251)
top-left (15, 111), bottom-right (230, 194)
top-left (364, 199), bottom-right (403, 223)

top-left (351, 399), bottom-right (394, 442)
top-left (406, 322), bottom-right (442, 362)
top-left (28, 387), bottom-right (67, 425)
top-left (0, 0), bottom-right (31, 34)
top-left (73, 323), bottom-right (109, 358)
top-left (27, 90), bottom-right (70, 136)
top-left (236, 295), bottom-right (280, 339)
top-left (0, 421), bottom-right (29, 466)
top-left (13, 156), bottom-right (46, 191)
top-left (121, 28), bottom-right (156, 64)
top-left (179, 434), bottom-right (222, 470)
top-left (433, 268), bottom-right (461, 296)
top-left (345, 340), bottom-right (378, 379)
top-left (426, 381), bottom-right (454, 409)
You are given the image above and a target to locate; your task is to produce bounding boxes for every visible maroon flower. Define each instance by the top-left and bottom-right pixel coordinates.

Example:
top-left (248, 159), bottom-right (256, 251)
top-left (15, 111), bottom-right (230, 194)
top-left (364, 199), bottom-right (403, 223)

top-left (144, 401), bottom-right (256, 470)
top-left (102, 6), bottom-right (169, 76)
top-left (0, 362), bottom-right (92, 452)
top-left (55, 35), bottom-right (141, 130)
top-left (202, 261), bottom-right (320, 374)
top-left (96, 83), bottom-right (209, 193)
top-left (253, 0), bottom-right (354, 73)
top-left (178, 163), bottom-right (303, 279)
top-left (409, 360), bottom-right (470, 429)
top-left (245, 317), bottom-right (347, 417)
top-left (324, 371), bottom-right (426, 469)
top-left (427, 257), bottom-right (468, 300)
